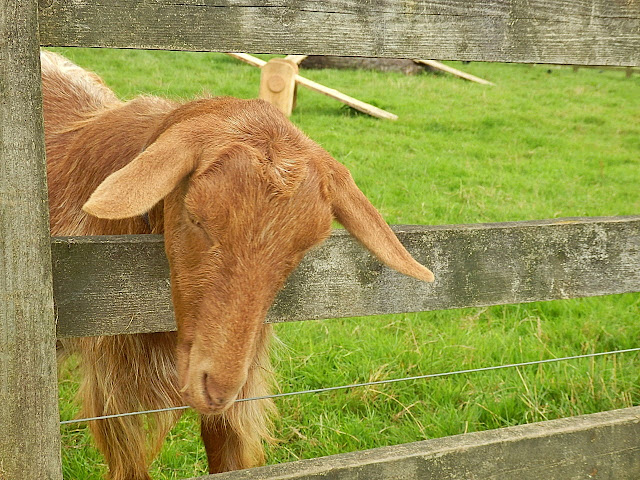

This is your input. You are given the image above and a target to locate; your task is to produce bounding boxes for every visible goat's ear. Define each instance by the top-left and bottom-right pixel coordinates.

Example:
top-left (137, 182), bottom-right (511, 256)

top-left (324, 157), bottom-right (435, 283)
top-left (83, 131), bottom-right (196, 219)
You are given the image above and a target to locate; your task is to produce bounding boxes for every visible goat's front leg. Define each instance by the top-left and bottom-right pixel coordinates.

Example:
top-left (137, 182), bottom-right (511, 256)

top-left (201, 415), bottom-right (256, 474)
top-left (200, 394), bottom-right (275, 473)
top-left (201, 326), bottom-right (276, 473)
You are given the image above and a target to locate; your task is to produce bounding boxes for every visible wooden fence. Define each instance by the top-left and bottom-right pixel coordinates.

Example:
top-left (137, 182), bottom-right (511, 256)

top-left (1, 1), bottom-right (639, 479)
top-left (54, 217), bottom-right (640, 338)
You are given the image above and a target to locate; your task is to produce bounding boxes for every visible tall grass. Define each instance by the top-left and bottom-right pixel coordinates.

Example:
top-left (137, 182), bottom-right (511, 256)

top-left (51, 49), bottom-right (640, 479)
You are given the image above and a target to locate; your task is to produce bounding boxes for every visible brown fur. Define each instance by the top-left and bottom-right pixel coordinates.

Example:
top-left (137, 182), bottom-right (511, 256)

top-left (43, 51), bottom-right (434, 480)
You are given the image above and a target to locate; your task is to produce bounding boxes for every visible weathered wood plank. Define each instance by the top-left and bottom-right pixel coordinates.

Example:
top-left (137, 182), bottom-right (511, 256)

top-left (0, 0), bottom-right (63, 478)
top-left (189, 406), bottom-right (640, 480)
top-left (53, 216), bottom-right (640, 338)
top-left (38, 0), bottom-right (640, 66)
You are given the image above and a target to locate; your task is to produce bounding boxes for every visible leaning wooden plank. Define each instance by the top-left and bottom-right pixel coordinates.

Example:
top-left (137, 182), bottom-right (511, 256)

top-left (284, 54), bottom-right (309, 65)
top-left (415, 59), bottom-right (495, 85)
top-left (0, 0), bottom-right (63, 478)
top-left (53, 216), bottom-right (640, 338)
top-left (37, 0), bottom-right (640, 66)
top-left (188, 406), bottom-right (640, 480)
top-left (294, 74), bottom-right (398, 120)
top-left (228, 52), bottom-right (266, 68)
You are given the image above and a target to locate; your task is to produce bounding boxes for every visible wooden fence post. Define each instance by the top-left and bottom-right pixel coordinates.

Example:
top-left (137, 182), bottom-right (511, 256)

top-left (259, 58), bottom-right (299, 116)
top-left (0, 1), bottom-right (63, 478)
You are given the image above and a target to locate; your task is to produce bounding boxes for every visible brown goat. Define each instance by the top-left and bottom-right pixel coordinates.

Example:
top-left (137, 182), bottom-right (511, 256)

top-left (42, 51), bottom-right (434, 480)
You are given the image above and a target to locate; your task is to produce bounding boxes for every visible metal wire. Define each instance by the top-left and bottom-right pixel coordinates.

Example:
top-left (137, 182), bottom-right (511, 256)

top-left (60, 346), bottom-right (640, 426)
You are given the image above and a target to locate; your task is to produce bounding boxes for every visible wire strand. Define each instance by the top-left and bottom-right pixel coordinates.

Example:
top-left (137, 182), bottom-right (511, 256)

top-left (60, 346), bottom-right (640, 426)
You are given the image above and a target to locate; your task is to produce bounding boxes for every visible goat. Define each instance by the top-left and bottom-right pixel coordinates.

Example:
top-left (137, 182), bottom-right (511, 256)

top-left (42, 50), bottom-right (434, 480)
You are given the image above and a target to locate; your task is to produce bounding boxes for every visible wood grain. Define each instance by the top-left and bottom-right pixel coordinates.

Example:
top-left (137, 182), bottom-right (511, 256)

top-left (38, 0), bottom-right (640, 66)
top-left (53, 216), bottom-right (640, 338)
top-left (0, 0), bottom-right (63, 477)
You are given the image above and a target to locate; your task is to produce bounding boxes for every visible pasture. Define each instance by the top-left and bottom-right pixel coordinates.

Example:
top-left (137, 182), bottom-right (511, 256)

top-left (52, 48), bottom-right (640, 479)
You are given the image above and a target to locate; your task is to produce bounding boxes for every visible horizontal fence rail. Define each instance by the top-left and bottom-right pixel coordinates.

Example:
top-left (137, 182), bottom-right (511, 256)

top-left (191, 407), bottom-right (640, 480)
top-left (38, 0), bottom-right (640, 66)
top-left (53, 216), bottom-right (640, 338)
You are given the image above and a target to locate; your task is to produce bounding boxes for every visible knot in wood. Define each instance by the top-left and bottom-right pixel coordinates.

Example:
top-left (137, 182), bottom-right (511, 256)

top-left (267, 74), bottom-right (287, 93)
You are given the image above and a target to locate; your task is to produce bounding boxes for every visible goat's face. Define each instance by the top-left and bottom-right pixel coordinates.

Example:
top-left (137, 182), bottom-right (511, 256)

top-left (162, 121), bottom-right (335, 413)
top-left (84, 98), bottom-right (434, 414)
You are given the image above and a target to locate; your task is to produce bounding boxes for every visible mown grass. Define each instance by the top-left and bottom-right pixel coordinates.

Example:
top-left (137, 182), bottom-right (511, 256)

top-left (50, 48), bottom-right (640, 479)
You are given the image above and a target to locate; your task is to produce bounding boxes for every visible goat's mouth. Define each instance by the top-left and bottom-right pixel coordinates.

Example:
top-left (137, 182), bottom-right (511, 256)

top-left (180, 372), bottom-right (243, 415)
top-left (174, 309), bottom-right (266, 415)
top-left (202, 373), bottom-right (240, 413)
top-left (185, 371), bottom-right (243, 415)
top-left (177, 343), bottom-right (248, 415)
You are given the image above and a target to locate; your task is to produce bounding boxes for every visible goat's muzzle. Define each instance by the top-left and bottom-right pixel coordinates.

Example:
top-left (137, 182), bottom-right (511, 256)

top-left (176, 322), bottom-right (257, 415)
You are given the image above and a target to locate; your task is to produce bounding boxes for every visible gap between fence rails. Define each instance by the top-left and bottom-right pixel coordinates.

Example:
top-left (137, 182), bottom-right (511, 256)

top-left (59, 347), bottom-right (640, 426)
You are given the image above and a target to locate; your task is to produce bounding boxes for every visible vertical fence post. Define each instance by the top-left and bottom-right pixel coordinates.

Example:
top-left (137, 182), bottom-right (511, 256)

top-left (0, 1), bottom-right (63, 478)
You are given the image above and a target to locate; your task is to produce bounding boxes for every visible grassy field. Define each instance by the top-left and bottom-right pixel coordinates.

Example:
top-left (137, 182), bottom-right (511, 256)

top-left (51, 48), bottom-right (640, 479)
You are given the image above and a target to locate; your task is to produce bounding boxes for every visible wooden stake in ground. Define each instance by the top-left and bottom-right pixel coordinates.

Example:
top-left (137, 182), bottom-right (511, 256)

top-left (228, 53), bottom-right (398, 121)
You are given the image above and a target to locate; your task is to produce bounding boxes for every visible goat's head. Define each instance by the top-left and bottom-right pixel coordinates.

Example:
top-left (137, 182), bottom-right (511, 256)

top-left (83, 98), bottom-right (434, 415)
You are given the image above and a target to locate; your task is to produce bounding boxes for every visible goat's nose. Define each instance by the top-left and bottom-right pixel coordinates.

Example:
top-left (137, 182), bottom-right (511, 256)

top-left (208, 395), bottom-right (231, 408)
top-left (202, 374), bottom-right (236, 412)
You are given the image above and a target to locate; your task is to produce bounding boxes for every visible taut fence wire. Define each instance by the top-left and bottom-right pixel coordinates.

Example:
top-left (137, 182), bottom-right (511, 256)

top-left (60, 346), bottom-right (640, 426)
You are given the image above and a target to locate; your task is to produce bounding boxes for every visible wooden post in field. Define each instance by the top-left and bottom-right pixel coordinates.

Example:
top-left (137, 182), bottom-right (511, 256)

top-left (259, 58), bottom-right (299, 116)
top-left (0, 1), bottom-right (63, 478)
top-left (229, 53), bottom-right (398, 120)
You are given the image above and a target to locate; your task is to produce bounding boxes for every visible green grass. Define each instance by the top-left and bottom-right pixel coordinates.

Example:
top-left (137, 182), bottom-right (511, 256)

top-left (50, 48), bottom-right (640, 479)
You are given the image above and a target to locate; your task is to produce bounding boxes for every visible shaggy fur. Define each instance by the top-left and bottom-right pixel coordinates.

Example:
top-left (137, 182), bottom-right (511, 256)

top-left (43, 50), bottom-right (433, 480)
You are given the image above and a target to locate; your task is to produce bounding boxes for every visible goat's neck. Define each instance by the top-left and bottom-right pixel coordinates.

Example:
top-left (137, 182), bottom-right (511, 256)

top-left (47, 96), bottom-right (177, 236)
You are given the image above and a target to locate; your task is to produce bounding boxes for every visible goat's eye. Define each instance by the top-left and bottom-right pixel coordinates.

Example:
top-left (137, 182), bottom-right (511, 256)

top-left (186, 212), bottom-right (203, 228)
top-left (186, 212), bottom-right (220, 247)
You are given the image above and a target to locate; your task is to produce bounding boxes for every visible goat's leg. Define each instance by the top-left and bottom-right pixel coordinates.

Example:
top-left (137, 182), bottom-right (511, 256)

top-left (201, 415), bottom-right (255, 474)
top-left (75, 333), bottom-right (182, 480)
top-left (201, 326), bottom-right (276, 473)
top-left (200, 389), bottom-right (275, 473)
